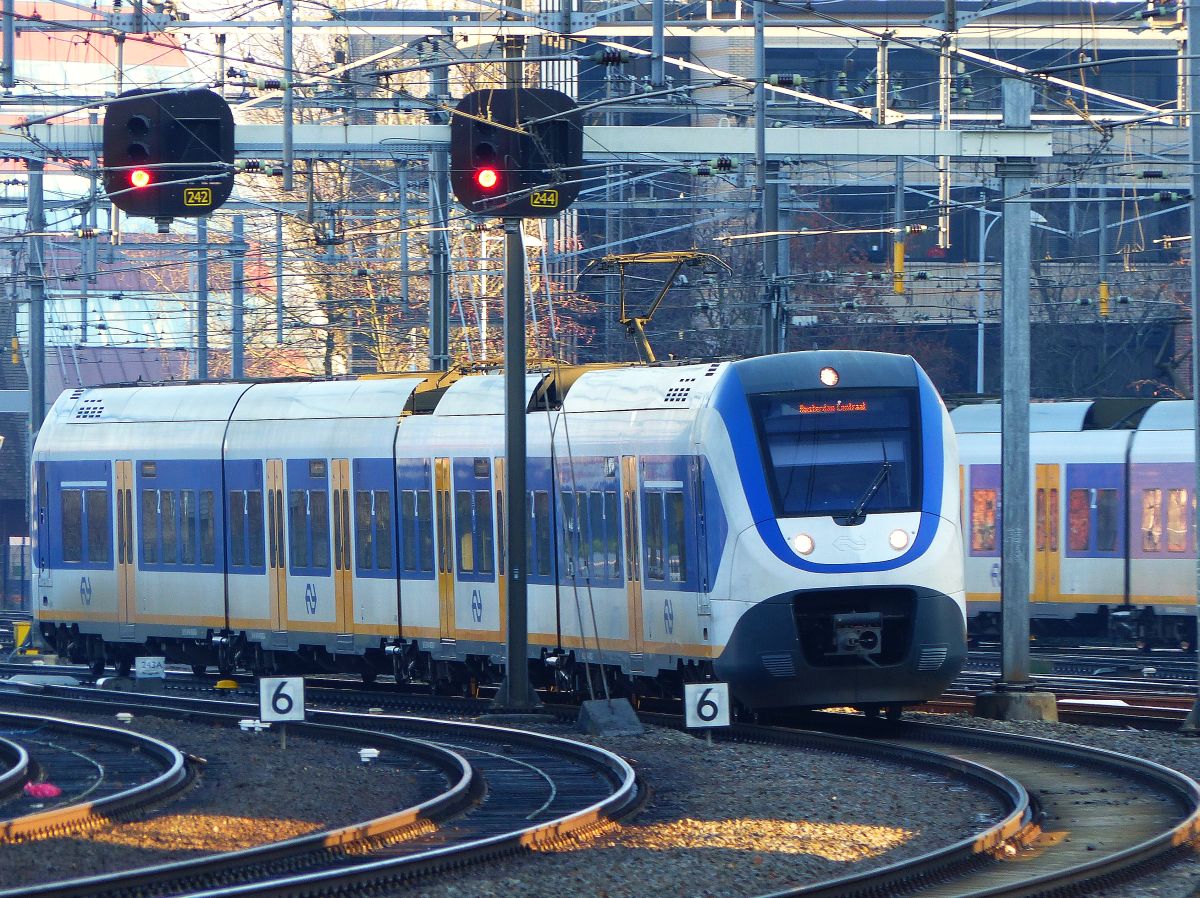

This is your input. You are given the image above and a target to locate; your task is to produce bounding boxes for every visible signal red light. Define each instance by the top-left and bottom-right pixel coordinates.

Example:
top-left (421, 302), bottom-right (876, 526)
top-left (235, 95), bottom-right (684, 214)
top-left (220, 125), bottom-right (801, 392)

top-left (475, 167), bottom-right (499, 190)
top-left (129, 168), bottom-right (152, 189)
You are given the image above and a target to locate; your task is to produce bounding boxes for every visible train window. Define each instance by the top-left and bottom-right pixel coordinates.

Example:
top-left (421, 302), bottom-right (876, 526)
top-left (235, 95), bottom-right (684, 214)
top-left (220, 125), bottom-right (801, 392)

top-left (1142, 489), bottom-right (1163, 552)
top-left (161, 491), bottom-right (177, 564)
top-left (475, 491), bottom-right (493, 574)
top-left (560, 492), bottom-right (578, 577)
top-left (289, 491), bottom-right (309, 568)
top-left (589, 491), bottom-right (605, 574)
top-left (141, 490), bottom-right (159, 563)
top-left (200, 491), bottom-right (215, 565)
top-left (1096, 490), bottom-right (1119, 552)
top-left (971, 489), bottom-right (997, 552)
top-left (85, 489), bottom-right (108, 563)
top-left (375, 492), bottom-right (393, 570)
top-left (1048, 489), bottom-right (1058, 552)
top-left (247, 491), bottom-right (265, 567)
top-left (1067, 489), bottom-right (1089, 552)
top-left (496, 487), bottom-right (506, 572)
top-left (605, 491), bottom-right (621, 578)
top-left (61, 489), bottom-right (83, 563)
top-left (230, 490), bottom-right (246, 566)
top-left (400, 491), bottom-right (417, 571)
top-left (1035, 489), bottom-right (1045, 551)
top-left (530, 490), bottom-right (551, 577)
top-left (181, 491), bottom-right (197, 565)
top-left (355, 490), bottom-right (373, 569)
top-left (666, 492), bottom-right (688, 583)
top-left (456, 491), bottom-right (475, 574)
top-left (645, 492), bottom-right (665, 581)
top-left (311, 491), bottom-right (330, 568)
top-left (417, 491), bottom-right (434, 572)
top-left (1167, 489), bottom-right (1188, 552)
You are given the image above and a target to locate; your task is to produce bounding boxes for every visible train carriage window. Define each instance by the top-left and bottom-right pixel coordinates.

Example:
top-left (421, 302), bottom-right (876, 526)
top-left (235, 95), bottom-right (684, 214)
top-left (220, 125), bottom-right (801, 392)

top-left (1048, 489), bottom-right (1059, 552)
top-left (355, 490), bottom-right (373, 569)
top-left (415, 490), bottom-right (434, 572)
top-left (229, 490), bottom-right (246, 566)
top-left (1167, 489), bottom-right (1188, 552)
top-left (1035, 488), bottom-right (1045, 551)
top-left (1096, 490), bottom-right (1119, 552)
top-left (85, 489), bottom-right (108, 563)
top-left (531, 490), bottom-right (551, 577)
top-left (247, 491), bottom-right (265, 567)
top-left (456, 490), bottom-right (475, 574)
top-left (589, 491), bottom-right (606, 575)
top-left (971, 489), bottom-right (997, 552)
top-left (400, 491), bottom-right (417, 571)
top-left (605, 491), bottom-right (621, 579)
top-left (310, 491), bottom-right (329, 568)
top-left (289, 491), bottom-right (308, 568)
top-left (645, 492), bottom-right (665, 581)
top-left (1142, 489), bottom-right (1163, 552)
top-left (61, 489), bottom-right (83, 563)
top-left (560, 492), bottom-right (577, 577)
top-left (161, 491), bottom-right (177, 564)
top-left (375, 491), bottom-right (393, 570)
top-left (496, 487), bottom-right (506, 572)
top-left (180, 490), bottom-right (197, 565)
top-left (475, 491), bottom-right (494, 574)
top-left (1068, 489), bottom-right (1089, 552)
top-left (199, 491), bottom-right (215, 565)
top-left (141, 490), bottom-right (159, 563)
top-left (666, 492), bottom-right (688, 583)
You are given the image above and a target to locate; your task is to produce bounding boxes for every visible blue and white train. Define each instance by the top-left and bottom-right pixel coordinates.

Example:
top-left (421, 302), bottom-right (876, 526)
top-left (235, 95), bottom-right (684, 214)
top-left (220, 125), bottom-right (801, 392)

top-left (32, 350), bottom-right (966, 711)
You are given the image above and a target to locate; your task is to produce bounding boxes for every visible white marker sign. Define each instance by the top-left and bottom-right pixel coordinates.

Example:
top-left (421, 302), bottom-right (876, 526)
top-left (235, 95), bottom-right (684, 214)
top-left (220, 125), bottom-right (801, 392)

top-left (684, 682), bottom-right (731, 728)
top-left (134, 657), bottom-right (166, 679)
top-left (260, 676), bottom-right (305, 722)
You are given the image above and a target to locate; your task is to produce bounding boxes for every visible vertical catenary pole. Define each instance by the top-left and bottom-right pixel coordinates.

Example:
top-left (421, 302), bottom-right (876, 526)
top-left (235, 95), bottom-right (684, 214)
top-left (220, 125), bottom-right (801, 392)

top-left (2, 0), bottom-right (14, 89)
top-left (755, 1), bottom-right (771, 354)
top-left (893, 157), bottom-right (906, 296)
top-left (197, 217), bottom-right (209, 379)
top-left (275, 213), bottom-right (285, 344)
top-left (26, 158), bottom-right (45, 435)
top-left (976, 192), bottom-right (986, 393)
top-left (937, 37), bottom-right (952, 250)
top-left (231, 214), bottom-right (245, 379)
top-left (651, 0), bottom-right (665, 87)
top-left (282, 0), bottom-right (294, 191)
top-left (763, 164), bottom-right (780, 355)
top-left (998, 79), bottom-right (1034, 686)
top-left (1181, 0), bottom-right (1200, 732)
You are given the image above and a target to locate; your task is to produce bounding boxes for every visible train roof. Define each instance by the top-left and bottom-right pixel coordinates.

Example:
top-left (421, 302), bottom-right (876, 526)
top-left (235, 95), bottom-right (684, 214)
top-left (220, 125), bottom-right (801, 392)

top-left (1137, 400), bottom-right (1194, 430)
top-left (950, 401), bottom-right (1094, 433)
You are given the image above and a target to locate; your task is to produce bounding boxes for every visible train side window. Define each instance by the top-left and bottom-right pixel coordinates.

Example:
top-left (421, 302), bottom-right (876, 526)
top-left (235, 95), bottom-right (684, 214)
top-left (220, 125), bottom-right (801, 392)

top-left (180, 490), bottom-right (197, 565)
top-left (141, 490), bottom-right (159, 564)
top-left (531, 490), bottom-right (551, 577)
top-left (199, 491), bottom-right (215, 565)
top-left (475, 491), bottom-right (494, 575)
top-left (496, 487), bottom-right (506, 572)
top-left (589, 491), bottom-right (605, 576)
top-left (666, 491), bottom-right (687, 583)
top-left (970, 488), bottom-right (996, 552)
top-left (416, 490), bottom-right (434, 572)
top-left (288, 490), bottom-right (309, 568)
top-left (61, 488), bottom-right (83, 563)
top-left (560, 492), bottom-right (577, 577)
top-left (247, 490), bottom-right (265, 567)
top-left (161, 491), bottom-right (178, 565)
top-left (400, 491), bottom-right (417, 571)
top-left (456, 490), bottom-right (475, 574)
top-left (605, 490), bottom-right (621, 579)
top-left (229, 490), bottom-right (246, 566)
top-left (1167, 489), bottom-right (1188, 552)
top-left (85, 489), bottom-right (109, 563)
top-left (645, 492), bottom-right (665, 581)
top-left (1095, 489), bottom-right (1118, 552)
top-left (355, 490), bottom-right (374, 570)
top-left (310, 491), bottom-right (330, 568)
top-left (375, 491), bottom-right (393, 571)
top-left (1047, 489), bottom-right (1058, 551)
top-left (1142, 489), bottom-right (1163, 552)
top-left (1067, 489), bottom-right (1090, 552)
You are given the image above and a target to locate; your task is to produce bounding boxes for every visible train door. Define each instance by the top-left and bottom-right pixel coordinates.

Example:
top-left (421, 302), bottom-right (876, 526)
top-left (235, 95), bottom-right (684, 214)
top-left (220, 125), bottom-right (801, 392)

top-left (621, 456), bottom-right (644, 661)
top-left (265, 459), bottom-right (287, 631)
top-left (115, 460), bottom-right (135, 624)
top-left (1034, 464), bottom-right (1061, 602)
top-left (434, 457), bottom-right (455, 641)
top-left (331, 458), bottom-right (353, 634)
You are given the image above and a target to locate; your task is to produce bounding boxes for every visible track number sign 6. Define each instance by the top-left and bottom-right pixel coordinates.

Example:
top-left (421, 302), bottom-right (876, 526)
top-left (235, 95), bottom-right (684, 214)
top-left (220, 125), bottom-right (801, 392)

top-left (684, 682), bottom-right (731, 728)
top-left (260, 676), bottom-right (305, 722)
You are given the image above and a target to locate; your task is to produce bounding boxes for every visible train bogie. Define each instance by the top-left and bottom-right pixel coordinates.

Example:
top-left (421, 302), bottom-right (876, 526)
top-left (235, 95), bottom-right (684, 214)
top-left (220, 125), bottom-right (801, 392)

top-left (33, 350), bottom-right (964, 709)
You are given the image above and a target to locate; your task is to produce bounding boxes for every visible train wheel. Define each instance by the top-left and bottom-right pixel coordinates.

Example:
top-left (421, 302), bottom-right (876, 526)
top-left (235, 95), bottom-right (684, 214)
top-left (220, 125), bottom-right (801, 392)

top-left (89, 658), bottom-right (105, 677)
top-left (191, 663), bottom-right (208, 677)
top-left (116, 658), bottom-right (132, 677)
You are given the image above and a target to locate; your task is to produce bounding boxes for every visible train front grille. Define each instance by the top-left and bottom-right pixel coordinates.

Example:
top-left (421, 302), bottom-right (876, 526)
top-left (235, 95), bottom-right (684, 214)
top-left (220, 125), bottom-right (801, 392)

top-left (792, 587), bottom-right (916, 668)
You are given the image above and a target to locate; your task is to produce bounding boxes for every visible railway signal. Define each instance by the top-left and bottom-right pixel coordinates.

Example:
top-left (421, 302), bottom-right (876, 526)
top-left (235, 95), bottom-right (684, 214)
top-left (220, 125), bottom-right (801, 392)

top-left (102, 88), bottom-right (235, 226)
top-left (449, 88), bottom-right (582, 218)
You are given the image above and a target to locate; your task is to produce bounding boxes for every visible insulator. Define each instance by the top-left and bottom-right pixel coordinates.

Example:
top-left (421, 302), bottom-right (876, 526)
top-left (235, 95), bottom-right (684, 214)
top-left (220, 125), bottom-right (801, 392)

top-left (74, 228), bottom-right (96, 239)
top-left (255, 77), bottom-right (286, 90)
top-left (590, 49), bottom-right (631, 65)
top-left (236, 159), bottom-right (262, 172)
top-left (836, 71), bottom-right (849, 96)
top-left (905, 224), bottom-right (928, 234)
top-left (1139, 169), bottom-right (1165, 179)
top-left (1154, 191), bottom-right (1191, 202)
top-left (690, 165), bottom-right (713, 177)
top-left (711, 156), bottom-right (735, 172)
top-left (914, 271), bottom-right (929, 281)
top-left (768, 74), bottom-right (802, 87)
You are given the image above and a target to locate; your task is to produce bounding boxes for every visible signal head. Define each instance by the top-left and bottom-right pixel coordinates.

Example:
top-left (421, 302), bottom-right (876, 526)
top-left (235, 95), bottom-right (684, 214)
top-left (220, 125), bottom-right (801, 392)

top-left (129, 168), bottom-right (152, 189)
top-left (475, 167), bottom-right (499, 190)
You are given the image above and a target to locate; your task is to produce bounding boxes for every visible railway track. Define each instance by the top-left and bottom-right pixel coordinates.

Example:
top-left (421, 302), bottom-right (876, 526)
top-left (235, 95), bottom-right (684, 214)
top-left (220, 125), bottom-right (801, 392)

top-left (0, 681), bottom-right (640, 898)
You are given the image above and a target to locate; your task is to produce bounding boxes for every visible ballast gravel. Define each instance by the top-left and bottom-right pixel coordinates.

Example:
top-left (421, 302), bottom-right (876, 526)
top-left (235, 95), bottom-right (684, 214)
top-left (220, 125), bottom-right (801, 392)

top-left (0, 707), bottom-right (435, 892)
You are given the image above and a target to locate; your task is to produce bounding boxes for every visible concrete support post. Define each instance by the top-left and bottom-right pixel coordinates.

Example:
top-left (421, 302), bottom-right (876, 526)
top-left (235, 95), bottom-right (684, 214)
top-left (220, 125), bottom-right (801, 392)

top-left (26, 158), bottom-right (44, 435)
top-left (197, 217), bottom-right (209, 380)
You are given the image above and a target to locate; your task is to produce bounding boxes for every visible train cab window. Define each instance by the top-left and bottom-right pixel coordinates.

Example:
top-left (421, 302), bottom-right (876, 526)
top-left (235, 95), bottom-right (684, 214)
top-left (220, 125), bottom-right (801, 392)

top-left (85, 489), bottom-right (109, 563)
top-left (61, 489), bottom-right (83, 563)
top-left (1167, 489), bottom-right (1188, 552)
top-left (141, 490), bottom-right (159, 563)
top-left (1142, 489), bottom-right (1163, 552)
top-left (971, 489), bottom-right (997, 552)
top-left (1095, 489), bottom-right (1119, 552)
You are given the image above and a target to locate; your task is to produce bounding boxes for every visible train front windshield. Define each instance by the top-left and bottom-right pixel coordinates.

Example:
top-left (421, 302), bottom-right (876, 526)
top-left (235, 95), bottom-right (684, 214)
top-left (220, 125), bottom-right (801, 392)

top-left (749, 389), bottom-right (920, 518)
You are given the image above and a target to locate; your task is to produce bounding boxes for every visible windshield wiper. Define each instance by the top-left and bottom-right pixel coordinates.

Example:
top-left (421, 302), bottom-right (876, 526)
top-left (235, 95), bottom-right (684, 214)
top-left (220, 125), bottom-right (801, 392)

top-left (841, 461), bottom-right (891, 525)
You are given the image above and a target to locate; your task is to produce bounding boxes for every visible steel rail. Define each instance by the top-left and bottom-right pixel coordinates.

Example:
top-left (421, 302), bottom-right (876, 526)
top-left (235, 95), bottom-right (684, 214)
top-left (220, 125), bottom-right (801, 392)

top-left (0, 735), bottom-right (28, 800)
top-left (0, 710), bottom-right (190, 843)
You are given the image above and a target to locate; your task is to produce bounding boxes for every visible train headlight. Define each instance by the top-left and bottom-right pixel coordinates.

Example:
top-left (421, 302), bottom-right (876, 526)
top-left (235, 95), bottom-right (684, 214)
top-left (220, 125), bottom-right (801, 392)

top-left (791, 533), bottom-right (815, 556)
top-left (888, 528), bottom-right (910, 551)
top-left (819, 366), bottom-right (839, 386)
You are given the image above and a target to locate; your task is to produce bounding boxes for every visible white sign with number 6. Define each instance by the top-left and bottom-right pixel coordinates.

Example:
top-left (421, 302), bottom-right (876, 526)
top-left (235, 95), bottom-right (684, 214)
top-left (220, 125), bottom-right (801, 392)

top-left (684, 682), bottom-right (730, 728)
top-left (260, 676), bottom-right (305, 722)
